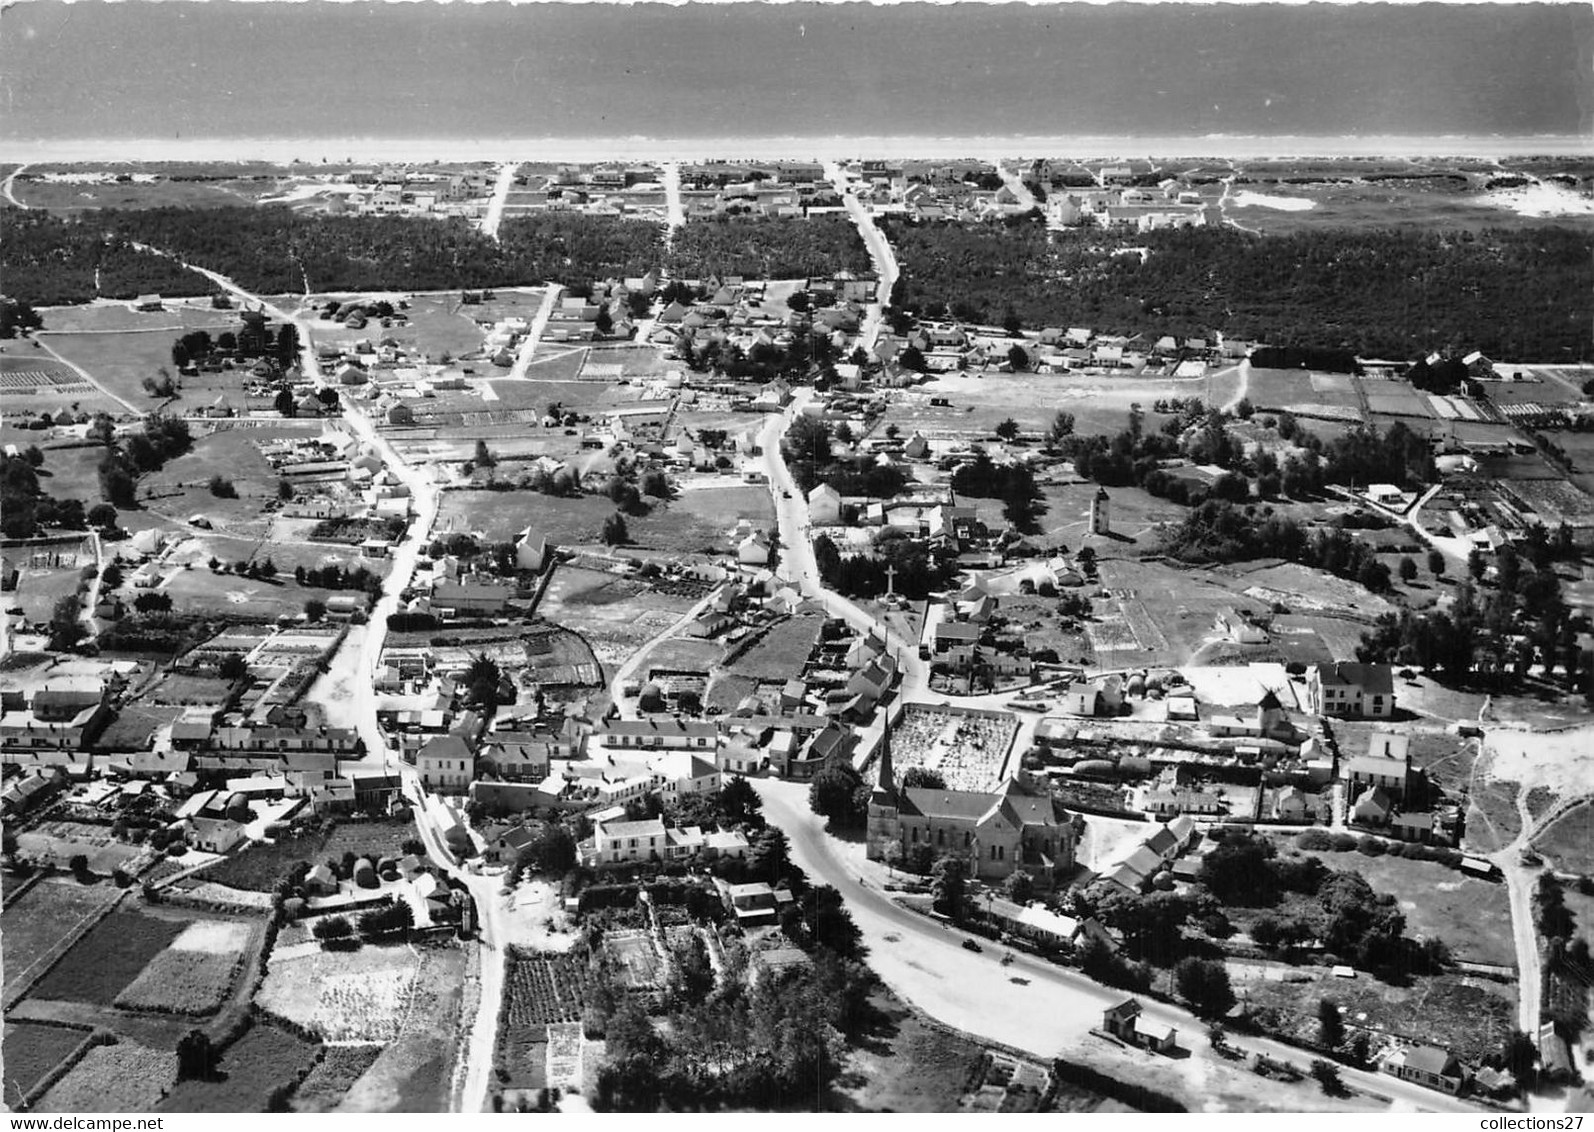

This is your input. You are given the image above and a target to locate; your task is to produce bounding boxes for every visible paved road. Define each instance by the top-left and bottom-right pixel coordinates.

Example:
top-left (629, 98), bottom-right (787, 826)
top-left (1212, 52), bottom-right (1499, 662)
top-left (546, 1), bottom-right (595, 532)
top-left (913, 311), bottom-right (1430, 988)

top-left (821, 160), bottom-right (898, 353)
top-left (480, 162), bottom-right (520, 240)
top-left (2, 163), bottom-right (29, 209)
top-left (660, 161), bottom-right (685, 245)
top-left (995, 160), bottom-right (1040, 212)
top-left (754, 779), bottom-right (1484, 1113)
top-left (508, 285), bottom-right (564, 381)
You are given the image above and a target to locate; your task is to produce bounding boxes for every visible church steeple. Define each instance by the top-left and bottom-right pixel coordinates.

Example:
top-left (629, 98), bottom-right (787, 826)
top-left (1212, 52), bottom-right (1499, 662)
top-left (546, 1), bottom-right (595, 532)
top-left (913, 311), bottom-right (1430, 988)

top-left (875, 712), bottom-right (895, 797)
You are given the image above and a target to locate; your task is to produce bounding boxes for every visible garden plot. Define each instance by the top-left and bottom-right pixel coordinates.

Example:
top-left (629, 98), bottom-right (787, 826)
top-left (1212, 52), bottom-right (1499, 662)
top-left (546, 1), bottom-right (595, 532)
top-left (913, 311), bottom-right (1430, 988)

top-left (892, 704), bottom-right (1018, 793)
top-left (18, 820), bottom-right (144, 875)
top-left (726, 614), bottom-right (824, 681)
top-left (258, 942), bottom-right (418, 1042)
top-left (605, 930), bottom-right (664, 990)
top-left (114, 920), bottom-right (253, 1015)
top-left (545, 1023), bottom-right (584, 1092)
top-left (33, 1039), bottom-right (177, 1114)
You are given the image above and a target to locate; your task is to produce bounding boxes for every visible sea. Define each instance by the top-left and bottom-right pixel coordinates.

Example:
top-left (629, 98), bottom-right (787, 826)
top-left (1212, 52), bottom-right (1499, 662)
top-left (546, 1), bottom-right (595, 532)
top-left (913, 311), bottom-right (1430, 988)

top-left (3, 2), bottom-right (1591, 162)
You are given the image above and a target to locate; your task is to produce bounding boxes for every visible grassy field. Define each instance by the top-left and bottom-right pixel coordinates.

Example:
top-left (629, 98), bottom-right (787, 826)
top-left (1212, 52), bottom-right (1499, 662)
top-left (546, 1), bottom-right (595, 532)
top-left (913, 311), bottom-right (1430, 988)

top-left (1465, 779), bottom-right (1524, 855)
top-left (14, 174), bottom-right (291, 213)
top-left (728, 614), bottom-right (824, 681)
top-left (28, 909), bottom-right (188, 1007)
top-left (291, 1045), bottom-right (385, 1112)
top-left (39, 304), bottom-right (243, 336)
top-left (11, 564), bottom-right (84, 631)
top-left (536, 566), bottom-right (699, 672)
top-left (436, 486), bottom-right (753, 555)
top-left (159, 1022), bottom-right (320, 1113)
top-left (1, 879), bottom-right (123, 1002)
top-left (880, 370), bottom-right (1210, 440)
top-left (1, 1022), bottom-right (93, 1108)
top-left (1534, 800), bottom-right (1594, 875)
top-left (671, 482), bottom-right (775, 528)
top-left (1302, 847), bottom-right (1516, 967)
top-left (1221, 177), bottom-right (1589, 235)
top-left (41, 329), bottom-right (221, 413)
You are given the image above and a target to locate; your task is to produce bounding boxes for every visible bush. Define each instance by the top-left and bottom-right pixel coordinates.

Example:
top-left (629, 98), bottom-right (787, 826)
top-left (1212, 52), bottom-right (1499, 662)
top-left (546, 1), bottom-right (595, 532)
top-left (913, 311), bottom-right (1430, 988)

top-left (1329, 833), bottom-right (1359, 852)
top-left (1297, 829), bottom-right (1333, 851)
top-left (1356, 836), bottom-right (1386, 857)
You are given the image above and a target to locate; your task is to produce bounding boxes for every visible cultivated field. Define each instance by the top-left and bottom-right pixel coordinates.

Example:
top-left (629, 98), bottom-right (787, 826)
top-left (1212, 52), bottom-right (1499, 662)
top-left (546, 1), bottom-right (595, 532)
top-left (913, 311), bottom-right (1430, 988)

top-left (291, 1046), bottom-right (385, 1113)
top-left (33, 1038), bottom-right (178, 1113)
top-left (1, 879), bottom-right (123, 1003)
top-left (0, 354), bottom-right (112, 417)
top-left (26, 908), bottom-right (188, 1007)
top-left (114, 920), bottom-right (255, 1015)
top-left (42, 323), bottom-right (240, 414)
top-left (1, 1021), bottom-right (94, 1109)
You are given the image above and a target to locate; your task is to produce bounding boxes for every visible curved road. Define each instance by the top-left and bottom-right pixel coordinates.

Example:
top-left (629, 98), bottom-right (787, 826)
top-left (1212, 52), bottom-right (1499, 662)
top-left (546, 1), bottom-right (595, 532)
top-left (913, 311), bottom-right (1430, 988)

top-left (822, 160), bottom-right (898, 353)
top-left (755, 779), bottom-right (1482, 1114)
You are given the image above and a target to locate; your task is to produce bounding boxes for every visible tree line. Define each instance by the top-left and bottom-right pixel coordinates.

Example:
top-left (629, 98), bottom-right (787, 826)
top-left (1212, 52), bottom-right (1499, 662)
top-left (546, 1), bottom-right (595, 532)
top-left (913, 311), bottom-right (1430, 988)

top-left (882, 217), bottom-right (1591, 361)
top-left (663, 216), bottom-right (873, 281)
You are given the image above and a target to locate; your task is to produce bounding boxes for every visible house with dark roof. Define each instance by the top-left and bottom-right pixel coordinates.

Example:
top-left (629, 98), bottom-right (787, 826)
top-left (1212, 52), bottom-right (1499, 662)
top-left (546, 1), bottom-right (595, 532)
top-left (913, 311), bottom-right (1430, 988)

top-left (1101, 998), bottom-right (1178, 1053)
top-left (1384, 1045), bottom-right (1467, 1094)
top-left (1307, 662), bottom-right (1395, 718)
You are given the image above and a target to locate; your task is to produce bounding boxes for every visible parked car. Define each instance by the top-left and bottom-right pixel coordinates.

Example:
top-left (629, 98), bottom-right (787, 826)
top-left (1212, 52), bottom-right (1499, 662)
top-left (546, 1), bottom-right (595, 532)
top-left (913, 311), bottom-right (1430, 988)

top-left (961, 938), bottom-right (982, 953)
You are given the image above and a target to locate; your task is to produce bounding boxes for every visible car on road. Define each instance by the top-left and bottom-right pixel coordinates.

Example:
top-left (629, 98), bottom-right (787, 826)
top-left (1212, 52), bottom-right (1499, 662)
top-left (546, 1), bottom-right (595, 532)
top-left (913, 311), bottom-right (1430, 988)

top-left (1009, 700), bottom-right (1048, 712)
top-left (961, 938), bottom-right (982, 953)
top-left (781, 489), bottom-right (792, 499)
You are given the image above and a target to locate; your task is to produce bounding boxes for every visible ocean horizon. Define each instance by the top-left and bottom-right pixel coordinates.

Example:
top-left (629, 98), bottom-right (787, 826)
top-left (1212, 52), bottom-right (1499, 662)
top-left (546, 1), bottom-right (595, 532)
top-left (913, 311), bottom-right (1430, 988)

top-left (8, 134), bottom-right (1593, 166)
top-left (4, 3), bottom-right (1590, 156)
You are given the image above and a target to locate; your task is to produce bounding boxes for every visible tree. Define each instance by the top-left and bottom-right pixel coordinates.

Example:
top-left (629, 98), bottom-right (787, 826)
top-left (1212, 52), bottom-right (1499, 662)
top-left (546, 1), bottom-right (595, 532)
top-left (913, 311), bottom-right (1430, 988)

top-left (1174, 956), bottom-right (1235, 1018)
top-left (49, 595), bottom-right (86, 652)
top-left (218, 652), bottom-right (249, 681)
top-left (176, 1029), bottom-right (217, 1081)
top-left (1004, 870), bottom-right (1035, 905)
top-left (1007, 344), bottom-right (1029, 371)
top-left (474, 439), bottom-right (496, 468)
top-left (312, 915), bottom-right (355, 943)
top-left (930, 854), bottom-right (968, 921)
top-left (1398, 556), bottom-right (1418, 584)
top-left (465, 653), bottom-right (503, 712)
top-left (1002, 306), bottom-right (1023, 336)
top-left (718, 775), bottom-right (763, 826)
top-left (640, 470), bottom-right (669, 498)
top-left (1428, 549), bottom-right (1446, 578)
top-left (995, 417), bottom-right (1021, 442)
top-left (899, 345), bottom-right (927, 373)
top-left (1310, 1059), bottom-right (1344, 1096)
top-left (208, 474), bottom-right (237, 499)
top-left (1235, 397), bottom-right (1255, 419)
top-left (808, 762), bottom-right (863, 826)
top-left (1317, 997), bottom-right (1344, 1047)
top-left (594, 306), bottom-right (614, 336)
top-left (274, 387), bottom-right (296, 416)
top-left (749, 827), bottom-right (790, 883)
top-left (68, 852), bottom-right (91, 878)
top-left (901, 766), bottom-right (947, 791)
top-left (304, 598), bottom-right (327, 623)
top-left (832, 421), bottom-right (854, 445)
top-left (785, 414), bottom-right (832, 464)
top-left (602, 512), bottom-right (629, 546)
top-left (86, 502), bottom-right (118, 530)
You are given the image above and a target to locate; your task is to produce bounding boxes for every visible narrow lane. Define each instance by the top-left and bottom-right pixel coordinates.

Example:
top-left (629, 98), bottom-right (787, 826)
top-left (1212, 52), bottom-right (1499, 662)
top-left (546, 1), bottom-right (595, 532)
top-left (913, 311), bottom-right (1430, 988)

top-left (481, 162), bottom-right (519, 241)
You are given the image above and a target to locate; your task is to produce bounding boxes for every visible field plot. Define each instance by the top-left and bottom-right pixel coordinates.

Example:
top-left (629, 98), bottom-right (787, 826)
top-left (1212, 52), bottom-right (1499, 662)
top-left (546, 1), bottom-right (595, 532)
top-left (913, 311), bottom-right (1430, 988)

top-left (536, 565), bottom-right (699, 671)
top-left (159, 1022), bottom-right (320, 1113)
top-left (33, 1038), bottom-right (178, 1113)
top-left (14, 170), bottom-right (293, 213)
top-left (291, 1045), bottom-right (385, 1113)
top-left (114, 920), bottom-right (254, 1015)
top-left (1534, 800), bottom-right (1594, 875)
top-left (11, 565), bottom-right (86, 632)
top-left (1, 879), bottom-right (122, 1002)
top-left (27, 908), bottom-right (188, 1007)
top-left (42, 325), bottom-right (237, 413)
top-left (727, 614), bottom-right (824, 681)
top-left (1306, 848), bottom-right (1516, 967)
top-left (1218, 176), bottom-right (1583, 235)
top-left (18, 819), bottom-right (145, 874)
top-left (1237, 967), bottom-right (1513, 1065)
top-left (606, 931), bottom-right (664, 989)
top-left (881, 371), bottom-right (1202, 439)
top-left (198, 820), bottom-right (414, 892)
top-left (329, 945), bottom-right (467, 1113)
top-left (1, 1022), bottom-right (94, 1109)
top-left (0, 355), bottom-right (98, 408)
top-left (259, 940), bottom-right (416, 1040)
top-left (671, 482), bottom-right (776, 529)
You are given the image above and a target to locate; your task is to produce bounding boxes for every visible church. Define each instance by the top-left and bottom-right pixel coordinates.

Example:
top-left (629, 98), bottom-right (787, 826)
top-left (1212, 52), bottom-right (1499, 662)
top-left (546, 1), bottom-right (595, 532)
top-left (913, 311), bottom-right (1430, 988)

top-left (865, 725), bottom-right (1076, 888)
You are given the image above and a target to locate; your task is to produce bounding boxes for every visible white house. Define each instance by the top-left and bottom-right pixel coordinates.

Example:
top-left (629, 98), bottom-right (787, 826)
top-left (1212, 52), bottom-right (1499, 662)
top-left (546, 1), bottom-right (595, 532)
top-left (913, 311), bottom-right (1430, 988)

top-left (807, 484), bottom-right (842, 525)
